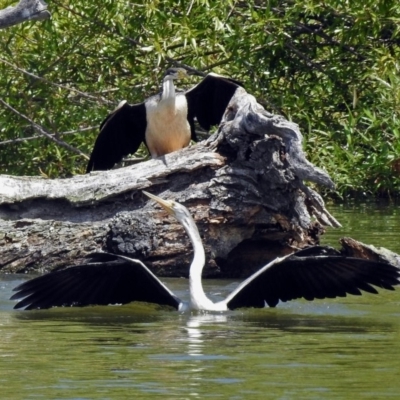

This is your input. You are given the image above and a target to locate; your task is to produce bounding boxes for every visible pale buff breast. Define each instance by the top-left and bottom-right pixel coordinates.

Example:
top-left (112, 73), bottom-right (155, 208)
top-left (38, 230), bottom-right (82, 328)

top-left (145, 94), bottom-right (191, 158)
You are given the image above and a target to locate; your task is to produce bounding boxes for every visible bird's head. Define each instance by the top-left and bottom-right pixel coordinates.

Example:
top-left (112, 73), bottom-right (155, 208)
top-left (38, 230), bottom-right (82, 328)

top-left (143, 191), bottom-right (194, 228)
top-left (163, 67), bottom-right (190, 81)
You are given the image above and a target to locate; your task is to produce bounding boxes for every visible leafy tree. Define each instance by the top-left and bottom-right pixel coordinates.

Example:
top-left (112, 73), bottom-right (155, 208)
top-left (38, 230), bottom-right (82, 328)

top-left (0, 0), bottom-right (399, 196)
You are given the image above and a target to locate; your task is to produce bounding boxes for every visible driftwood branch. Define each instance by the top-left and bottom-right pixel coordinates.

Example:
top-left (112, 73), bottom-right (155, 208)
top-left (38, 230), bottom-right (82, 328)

top-left (0, 88), bottom-right (340, 277)
top-left (0, 0), bottom-right (50, 29)
top-left (339, 237), bottom-right (400, 268)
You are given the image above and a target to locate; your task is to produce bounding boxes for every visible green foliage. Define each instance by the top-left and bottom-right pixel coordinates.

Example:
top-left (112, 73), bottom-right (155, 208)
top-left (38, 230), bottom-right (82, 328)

top-left (0, 0), bottom-right (400, 196)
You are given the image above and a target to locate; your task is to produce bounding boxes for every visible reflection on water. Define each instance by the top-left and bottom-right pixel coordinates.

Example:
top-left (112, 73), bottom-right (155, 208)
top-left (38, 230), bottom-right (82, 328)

top-left (184, 314), bottom-right (229, 359)
top-left (2, 276), bottom-right (400, 399)
top-left (1, 201), bottom-right (400, 399)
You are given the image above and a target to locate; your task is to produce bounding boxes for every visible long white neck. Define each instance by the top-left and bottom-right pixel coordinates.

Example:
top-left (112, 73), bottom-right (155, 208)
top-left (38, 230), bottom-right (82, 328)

top-left (161, 78), bottom-right (176, 103)
top-left (181, 218), bottom-right (215, 310)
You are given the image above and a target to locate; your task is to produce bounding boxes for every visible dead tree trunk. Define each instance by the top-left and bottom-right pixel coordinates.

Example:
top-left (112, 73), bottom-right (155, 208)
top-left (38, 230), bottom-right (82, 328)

top-left (0, 88), bottom-right (340, 278)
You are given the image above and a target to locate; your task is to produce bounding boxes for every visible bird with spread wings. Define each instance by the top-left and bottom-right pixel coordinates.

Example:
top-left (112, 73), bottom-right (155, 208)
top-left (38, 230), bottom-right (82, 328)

top-left (11, 192), bottom-right (400, 311)
top-left (86, 68), bottom-right (242, 172)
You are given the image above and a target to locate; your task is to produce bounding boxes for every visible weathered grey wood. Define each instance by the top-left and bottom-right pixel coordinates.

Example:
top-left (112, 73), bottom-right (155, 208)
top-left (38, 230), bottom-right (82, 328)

top-left (0, 147), bottom-right (224, 207)
top-left (339, 237), bottom-right (400, 268)
top-left (0, 0), bottom-right (50, 29)
top-left (0, 88), bottom-right (340, 277)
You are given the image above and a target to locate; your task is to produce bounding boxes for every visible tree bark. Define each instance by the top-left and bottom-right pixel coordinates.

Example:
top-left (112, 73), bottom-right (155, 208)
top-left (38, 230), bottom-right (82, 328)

top-left (339, 237), bottom-right (400, 268)
top-left (0, 88), bottom-right (340, 277)
top-left (0, 0), bottom-right (50, 29)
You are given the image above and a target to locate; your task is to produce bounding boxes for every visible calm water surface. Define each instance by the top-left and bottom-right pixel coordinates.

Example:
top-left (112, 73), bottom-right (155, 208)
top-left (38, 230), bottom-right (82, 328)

top-left (1, 201), bottom-right (400, 399)
top-left (322, 199), bottom-right (400, 253)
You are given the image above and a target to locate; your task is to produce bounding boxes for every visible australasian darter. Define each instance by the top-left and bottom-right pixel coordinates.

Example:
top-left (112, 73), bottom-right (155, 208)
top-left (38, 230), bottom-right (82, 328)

top-left (11, 192), bottom-right (400, 311)
top-left (86, 68), bottom-right (242, 172)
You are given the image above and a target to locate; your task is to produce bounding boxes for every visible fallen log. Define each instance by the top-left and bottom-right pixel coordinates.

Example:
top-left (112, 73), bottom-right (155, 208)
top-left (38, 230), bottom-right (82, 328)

top-left (0, 88), bottom-right (340, 277)
top-left (339, 237), bottom-right (400, 268)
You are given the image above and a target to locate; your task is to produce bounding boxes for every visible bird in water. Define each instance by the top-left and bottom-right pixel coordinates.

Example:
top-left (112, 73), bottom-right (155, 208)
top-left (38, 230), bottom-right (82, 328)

top-left (11, 192), bottom-right (400, 311)
top-left (86, 68), bottom-right (242, 172)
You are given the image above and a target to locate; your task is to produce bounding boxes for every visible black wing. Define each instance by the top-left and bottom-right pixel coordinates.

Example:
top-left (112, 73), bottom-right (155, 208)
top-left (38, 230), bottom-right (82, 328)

top-left (285, 245), bottom-right (342, 258)
top-left (11, 253), bottom-right (181, 310)
top-left (225, 254), bottom-right (400, 309)
top-left (185, 73), bottom-right (242, 133)
top-left (86, 101), bottom-right (147, 172)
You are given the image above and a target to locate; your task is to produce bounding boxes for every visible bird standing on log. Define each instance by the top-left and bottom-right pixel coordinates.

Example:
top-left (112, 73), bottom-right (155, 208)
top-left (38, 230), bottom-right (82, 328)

top-left (11, 192), bottom-right (400, 311)
top-left (86, 68), bottom-right (242, 172)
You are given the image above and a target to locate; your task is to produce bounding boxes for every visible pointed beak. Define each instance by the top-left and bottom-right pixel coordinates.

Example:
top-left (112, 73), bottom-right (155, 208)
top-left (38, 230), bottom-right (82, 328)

top-left (143, 191), bottom-right (175, 215)
top-left (187, 70), bottom-right (203, 77)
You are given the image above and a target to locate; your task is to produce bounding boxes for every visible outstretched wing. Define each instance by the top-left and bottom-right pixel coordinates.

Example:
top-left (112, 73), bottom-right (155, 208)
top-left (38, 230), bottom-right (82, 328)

top-left (185, 73), bottom-right (242, 132)
top-left (284, 245), bottom-right (342, 258)
top-left (86, 101), bottom-right (147, 172)
top-left (11, 253), bottom-right (181, 310)
top-left (224, 254), bottom-right (400, 309)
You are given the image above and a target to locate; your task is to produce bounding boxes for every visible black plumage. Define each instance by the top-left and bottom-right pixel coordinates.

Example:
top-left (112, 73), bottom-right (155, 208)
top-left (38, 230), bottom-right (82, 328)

top-left (11, 253), bottom-right (180, 310)
top-left (11, 248), bottom-right (399, 311)
top-left (86, 72), bottom-right (242, 172)
top-left (86, 102), bottom-right (147, 172)
top-left (225, 253), bottom-right (399, 309)
top-left (11, 193), bottom-right (400, 311)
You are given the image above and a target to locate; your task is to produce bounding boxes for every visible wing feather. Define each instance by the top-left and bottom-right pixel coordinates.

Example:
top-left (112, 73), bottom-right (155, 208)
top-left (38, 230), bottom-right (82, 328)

top-left (225, 255), bottom-right (399, 310)
top-left (86, 102), bottom-right (147, 172)
top-left (185, 74), bottom-right (242, 133)
top-left (11, 254), bottom-right (181, 310)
